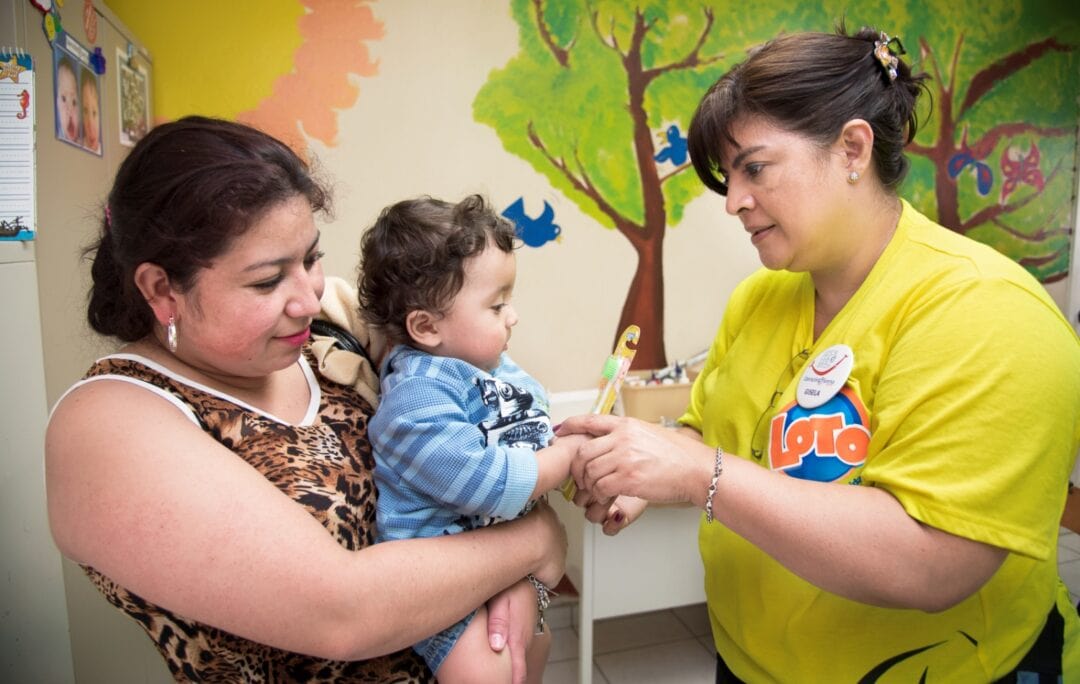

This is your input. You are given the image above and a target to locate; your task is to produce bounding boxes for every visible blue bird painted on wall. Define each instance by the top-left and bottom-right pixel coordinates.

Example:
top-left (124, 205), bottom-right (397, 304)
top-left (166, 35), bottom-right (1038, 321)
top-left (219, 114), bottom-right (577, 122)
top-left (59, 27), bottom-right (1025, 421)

top-left (501, 197), bottom-right (561, 248)
top-left (654, 124), bottom-right (688, 166)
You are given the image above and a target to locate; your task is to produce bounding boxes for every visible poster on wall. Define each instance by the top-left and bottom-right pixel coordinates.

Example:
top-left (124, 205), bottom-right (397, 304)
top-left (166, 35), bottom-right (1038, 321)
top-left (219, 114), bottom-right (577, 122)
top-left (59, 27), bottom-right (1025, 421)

top-left (117, 48), bottom-right (148, 147)
top-left (52, 32), bottom-right (101, 156)
top-left (0, 48), bottom-right (36, 241)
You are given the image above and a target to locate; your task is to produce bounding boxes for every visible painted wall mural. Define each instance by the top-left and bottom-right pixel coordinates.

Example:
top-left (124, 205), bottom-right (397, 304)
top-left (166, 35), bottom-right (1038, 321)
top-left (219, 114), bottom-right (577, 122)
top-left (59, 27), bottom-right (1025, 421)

top-left (502, 198), bottom-right (563, 247)
top-left (238, 0), bottom-right (383, 152)
top-left (476, 0), bottom-right (734, 368)
top-left (110, 0), bottom-right (1078, 374)
top-left (905, 25), bottom-right (1077, 283)
top-left (474, 0), bottom-right (1079, 369)
top-left (106, 0), bottom-right (384, 152)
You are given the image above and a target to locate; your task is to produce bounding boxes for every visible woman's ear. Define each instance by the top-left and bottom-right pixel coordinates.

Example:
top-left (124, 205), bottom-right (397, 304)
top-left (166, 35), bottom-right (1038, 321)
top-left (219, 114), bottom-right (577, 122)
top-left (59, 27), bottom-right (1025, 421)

top-left (838, 118), bottom-right (875, 176)
top-left (133, 262), bottom-right (176, 327)
top-left (405, 309), bottom-right (441, 348)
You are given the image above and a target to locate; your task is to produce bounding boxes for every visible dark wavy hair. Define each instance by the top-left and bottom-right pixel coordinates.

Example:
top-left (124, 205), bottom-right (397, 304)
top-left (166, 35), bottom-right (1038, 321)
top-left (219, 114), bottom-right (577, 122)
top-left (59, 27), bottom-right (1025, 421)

top-left (85, 116), bottom-right (331, 341)
top-left (688, 22), bottom-right (931, 195)
top-left (358, 194), bottom-right (518, 346)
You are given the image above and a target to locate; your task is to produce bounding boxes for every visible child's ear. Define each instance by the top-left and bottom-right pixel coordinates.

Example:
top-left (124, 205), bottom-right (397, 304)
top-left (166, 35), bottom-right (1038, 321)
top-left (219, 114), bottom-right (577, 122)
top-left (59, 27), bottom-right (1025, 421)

top-left (405, 309), bottom-right (441, 348)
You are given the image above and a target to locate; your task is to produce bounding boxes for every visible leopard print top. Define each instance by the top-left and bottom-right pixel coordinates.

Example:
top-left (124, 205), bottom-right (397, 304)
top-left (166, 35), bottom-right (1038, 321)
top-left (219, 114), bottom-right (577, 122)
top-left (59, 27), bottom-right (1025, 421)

top-left (77, 351), bottom-right (433, 683)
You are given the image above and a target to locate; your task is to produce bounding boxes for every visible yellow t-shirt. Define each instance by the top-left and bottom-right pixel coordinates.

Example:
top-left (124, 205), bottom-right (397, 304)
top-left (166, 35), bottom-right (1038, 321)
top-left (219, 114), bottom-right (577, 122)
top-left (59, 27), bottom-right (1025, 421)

top-left (680, 200), bottom-right (1080, 681)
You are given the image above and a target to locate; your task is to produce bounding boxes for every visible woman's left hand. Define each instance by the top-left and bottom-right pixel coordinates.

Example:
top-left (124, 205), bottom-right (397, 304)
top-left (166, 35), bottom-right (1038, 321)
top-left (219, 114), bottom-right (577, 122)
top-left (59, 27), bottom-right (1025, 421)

top-left (486, 578), bottom-right (539, 684)
top-left (598, 495), bottom-right (648, 536)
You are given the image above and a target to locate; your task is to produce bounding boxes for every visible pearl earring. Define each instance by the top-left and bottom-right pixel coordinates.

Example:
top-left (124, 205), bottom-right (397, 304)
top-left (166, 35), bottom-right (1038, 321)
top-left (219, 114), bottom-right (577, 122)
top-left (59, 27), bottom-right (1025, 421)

top-left (847, 171), bottom-right (860, 185)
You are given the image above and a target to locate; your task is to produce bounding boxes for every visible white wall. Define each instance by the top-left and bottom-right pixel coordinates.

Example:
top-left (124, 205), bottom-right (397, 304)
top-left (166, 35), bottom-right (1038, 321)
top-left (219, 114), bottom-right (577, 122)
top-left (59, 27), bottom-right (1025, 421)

top-left (0, 242), bottom-right (74, 682)
top-left (0, 2), bottom-right (75, 678)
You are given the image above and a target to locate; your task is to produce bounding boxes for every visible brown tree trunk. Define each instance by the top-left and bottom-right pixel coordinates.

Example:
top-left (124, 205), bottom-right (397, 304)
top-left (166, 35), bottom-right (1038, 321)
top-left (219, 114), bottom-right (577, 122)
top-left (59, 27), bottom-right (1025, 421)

top-left (932, 94), bottom-right (963, 230)
top-left (615, 231), bottom-right (666, 369)
top-left (617, 16), bottom-right (668, 370)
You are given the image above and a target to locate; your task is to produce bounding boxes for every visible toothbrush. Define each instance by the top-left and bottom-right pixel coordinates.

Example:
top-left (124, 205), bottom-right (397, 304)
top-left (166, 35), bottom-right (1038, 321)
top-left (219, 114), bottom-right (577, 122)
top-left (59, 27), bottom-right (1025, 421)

top-left (560, 324), bottom-right (641, 500)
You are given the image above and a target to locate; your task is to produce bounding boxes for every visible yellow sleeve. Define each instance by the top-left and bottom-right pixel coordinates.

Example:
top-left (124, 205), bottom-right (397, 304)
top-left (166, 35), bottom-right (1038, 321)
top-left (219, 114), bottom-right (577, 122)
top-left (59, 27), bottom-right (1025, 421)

top-left (865, 277), bottom-right (1080, 559)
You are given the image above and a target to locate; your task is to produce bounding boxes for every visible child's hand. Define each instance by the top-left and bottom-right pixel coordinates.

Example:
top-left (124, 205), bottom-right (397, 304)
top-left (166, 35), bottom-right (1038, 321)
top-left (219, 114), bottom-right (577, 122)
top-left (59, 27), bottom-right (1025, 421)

top-left (534, 433), bottom-right (588, 500)
top-left (600, 495), bottom-right (648, 536)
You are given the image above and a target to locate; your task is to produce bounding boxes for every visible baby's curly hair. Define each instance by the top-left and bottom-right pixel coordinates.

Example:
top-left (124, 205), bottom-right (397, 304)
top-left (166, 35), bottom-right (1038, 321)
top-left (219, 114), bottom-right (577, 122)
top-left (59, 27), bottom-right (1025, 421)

top-left (358, 194), bottom-right (518, 346)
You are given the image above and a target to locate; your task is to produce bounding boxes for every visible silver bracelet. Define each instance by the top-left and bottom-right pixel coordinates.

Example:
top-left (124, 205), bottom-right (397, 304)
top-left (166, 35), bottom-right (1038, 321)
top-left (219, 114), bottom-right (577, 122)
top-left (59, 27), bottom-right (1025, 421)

top-left (526, 574), bottom-right (556, 634)
top-left (704, 446), bottom-right (723, 523)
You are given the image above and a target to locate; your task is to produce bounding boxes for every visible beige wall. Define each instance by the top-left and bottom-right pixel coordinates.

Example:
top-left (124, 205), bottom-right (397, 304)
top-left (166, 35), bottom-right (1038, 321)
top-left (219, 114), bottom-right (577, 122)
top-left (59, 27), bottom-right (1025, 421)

top-left (102, 0), bottom-right (760, 393)
top-left (307, 0), bottom-right (757, 393)
top-left (99, 0), bottom-right (1078, 387)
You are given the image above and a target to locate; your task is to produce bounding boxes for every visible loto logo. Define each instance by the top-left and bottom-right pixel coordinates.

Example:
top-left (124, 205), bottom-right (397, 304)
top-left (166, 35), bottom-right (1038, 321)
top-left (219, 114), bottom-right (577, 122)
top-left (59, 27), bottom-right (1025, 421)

top-left (767, 386), bottom-right (870, 482)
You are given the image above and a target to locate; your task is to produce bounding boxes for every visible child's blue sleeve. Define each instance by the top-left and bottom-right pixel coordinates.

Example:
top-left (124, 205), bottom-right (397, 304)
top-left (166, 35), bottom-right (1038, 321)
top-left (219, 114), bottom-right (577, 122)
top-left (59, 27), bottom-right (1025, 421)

top-left (370, 373), bottom-right (539, 519)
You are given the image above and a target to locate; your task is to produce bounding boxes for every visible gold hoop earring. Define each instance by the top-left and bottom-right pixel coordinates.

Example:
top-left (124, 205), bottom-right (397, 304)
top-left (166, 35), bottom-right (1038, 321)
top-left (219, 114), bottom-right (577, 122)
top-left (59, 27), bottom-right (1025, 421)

top-left (167, 316), bottom-right (178, 353)
top-left (847, 171), bottom-right (860, 185)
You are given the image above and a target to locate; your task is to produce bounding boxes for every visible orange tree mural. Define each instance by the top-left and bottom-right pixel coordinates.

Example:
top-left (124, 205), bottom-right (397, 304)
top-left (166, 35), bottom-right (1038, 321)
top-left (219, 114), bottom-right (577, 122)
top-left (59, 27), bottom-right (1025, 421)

top-left (475, 1), bottom-right (1078, 368)
top-left (240, 0), bottom-right (384, 153)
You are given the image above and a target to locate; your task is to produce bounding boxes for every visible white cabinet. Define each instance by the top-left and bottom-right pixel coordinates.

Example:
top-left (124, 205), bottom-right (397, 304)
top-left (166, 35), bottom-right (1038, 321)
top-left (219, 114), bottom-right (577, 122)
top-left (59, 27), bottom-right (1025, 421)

top-left (548, 391), bottom-right (706, 684)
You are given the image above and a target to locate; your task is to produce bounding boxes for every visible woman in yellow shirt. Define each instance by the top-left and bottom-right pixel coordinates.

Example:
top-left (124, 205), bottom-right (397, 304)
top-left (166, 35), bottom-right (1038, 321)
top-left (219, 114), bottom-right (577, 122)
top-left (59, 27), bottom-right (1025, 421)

top-left (561, 24), bottom-right (1080, 682)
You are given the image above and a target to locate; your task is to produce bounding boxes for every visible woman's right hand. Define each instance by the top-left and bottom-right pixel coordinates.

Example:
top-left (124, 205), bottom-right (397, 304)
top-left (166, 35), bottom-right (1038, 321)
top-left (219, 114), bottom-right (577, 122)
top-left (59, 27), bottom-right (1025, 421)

top-left (558, 414), bottom-right (712, 507)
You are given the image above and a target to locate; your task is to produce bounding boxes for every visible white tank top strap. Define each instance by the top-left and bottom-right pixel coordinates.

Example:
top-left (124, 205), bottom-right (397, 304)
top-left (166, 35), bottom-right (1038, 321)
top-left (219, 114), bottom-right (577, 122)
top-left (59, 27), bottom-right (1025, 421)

top-left (50, 374), bottom-right (201, 426)
top-left (52, 353), bottom-right (321, 427)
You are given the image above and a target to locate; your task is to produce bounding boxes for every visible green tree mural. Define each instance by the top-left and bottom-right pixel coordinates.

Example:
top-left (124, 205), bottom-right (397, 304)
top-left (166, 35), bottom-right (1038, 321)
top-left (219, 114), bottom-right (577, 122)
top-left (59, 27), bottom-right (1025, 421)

top-left (475, 0), bottom-right (1079, 368)
top-left (890, 2), bottom-right (1080, 283)
top-left (475, 1), bottom-right (829, 368)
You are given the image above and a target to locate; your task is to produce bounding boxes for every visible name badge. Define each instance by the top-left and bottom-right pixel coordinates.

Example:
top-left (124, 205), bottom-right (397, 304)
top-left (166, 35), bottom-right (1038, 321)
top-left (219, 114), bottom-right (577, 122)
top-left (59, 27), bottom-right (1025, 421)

top-left (796, 344), bottom-right (854, 409)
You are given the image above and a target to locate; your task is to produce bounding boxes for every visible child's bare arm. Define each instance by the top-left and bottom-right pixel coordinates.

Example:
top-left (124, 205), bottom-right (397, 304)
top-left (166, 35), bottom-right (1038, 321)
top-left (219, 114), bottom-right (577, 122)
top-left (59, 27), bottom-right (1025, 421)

top-left (529, 434), bottom-right (587, 499)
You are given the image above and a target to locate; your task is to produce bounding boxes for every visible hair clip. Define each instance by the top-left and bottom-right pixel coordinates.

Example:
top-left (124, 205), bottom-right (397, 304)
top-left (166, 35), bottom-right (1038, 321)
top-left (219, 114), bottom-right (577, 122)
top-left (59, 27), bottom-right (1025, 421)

top-left (104, 205), bottom-right (112, 228)
top-left (873, 32), bottom-right (905, 82)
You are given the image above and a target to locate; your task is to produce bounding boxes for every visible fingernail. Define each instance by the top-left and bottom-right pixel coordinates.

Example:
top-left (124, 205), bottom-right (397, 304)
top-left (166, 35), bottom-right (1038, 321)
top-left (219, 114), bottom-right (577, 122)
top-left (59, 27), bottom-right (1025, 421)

top-left (614, 512), bottom-right (624, 524)
top-left (490, 634), bottom-right (505, 650)
top-left (552, 422), bottom-right (562, 433)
